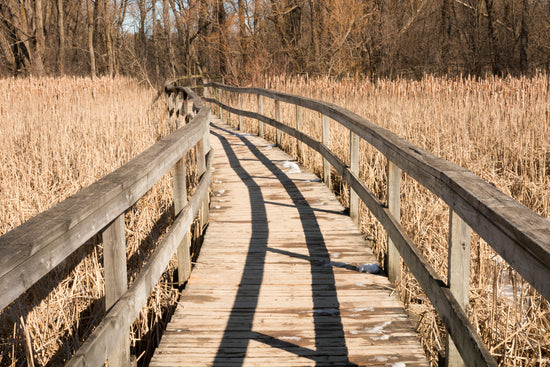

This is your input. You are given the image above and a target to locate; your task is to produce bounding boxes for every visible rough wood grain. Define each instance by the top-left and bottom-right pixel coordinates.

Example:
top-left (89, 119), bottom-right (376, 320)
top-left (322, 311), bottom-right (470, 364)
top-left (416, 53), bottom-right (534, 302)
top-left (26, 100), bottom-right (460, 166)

top-left (150, 119), bottom-right (428, 367)
top-left (386, 161), bottom-right (401, 285)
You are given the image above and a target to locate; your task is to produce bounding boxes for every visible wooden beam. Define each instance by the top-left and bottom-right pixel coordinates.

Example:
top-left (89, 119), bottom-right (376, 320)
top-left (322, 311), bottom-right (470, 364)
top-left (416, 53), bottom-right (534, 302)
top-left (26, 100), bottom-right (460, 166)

top-left (446, 211), bottom-right (471, 367)
top-left (102, 214), bottom-right (131, 366)
top-left (387, 161), bottom-right (401, 285)
top-left (238, 93), bottom-right (243, 130)
top-left (275, 100), bottom-right (282, 148)
top-left (322, 115), bottom-right (331, 188)
top-left (349, 131), bottom-right (359, 223)
top-left (257, 95), bottom-right (264, 138)
top-left (296, 105), bottom-right (303, 160)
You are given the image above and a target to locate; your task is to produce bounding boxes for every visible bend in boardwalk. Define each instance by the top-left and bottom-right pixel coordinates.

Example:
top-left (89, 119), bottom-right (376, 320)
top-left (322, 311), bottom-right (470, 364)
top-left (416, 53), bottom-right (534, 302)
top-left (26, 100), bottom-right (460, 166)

top-left (149, 118), bottom-right (428, 366)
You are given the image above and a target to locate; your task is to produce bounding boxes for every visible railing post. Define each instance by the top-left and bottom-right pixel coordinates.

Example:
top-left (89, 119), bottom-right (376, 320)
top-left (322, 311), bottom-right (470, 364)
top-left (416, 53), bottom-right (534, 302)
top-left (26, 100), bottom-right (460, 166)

top-left (275, 100), bottom-right (282, 147)
top-left (215, 88), bottom-right (220, 118)
top-left (103, 215), bottom-right (131, 366)
top-left (226, 91), bottom-right (231, 127)
top-left (196, 109), bottom-right (210, 230)
top-left (257, 94), bottom-right (264, 138)
top-left (183, 94), bottom-right (189, 124)
top-left (349, 131), bottom-right (360, 223)
top-left (322, 115), bottom-right (331, 188)
top-left (446, 211), bottom-right (471, 367)
top-left (296, 105), bottom-right (303, 160)
top-left (387, 160), bottom-right (402, 284)
top-left (238, 93), bottom-right (243, 130)
top-left (174, 106), bottom-right (191, 285)
top-left (168, 91), bottom-right (175, 132)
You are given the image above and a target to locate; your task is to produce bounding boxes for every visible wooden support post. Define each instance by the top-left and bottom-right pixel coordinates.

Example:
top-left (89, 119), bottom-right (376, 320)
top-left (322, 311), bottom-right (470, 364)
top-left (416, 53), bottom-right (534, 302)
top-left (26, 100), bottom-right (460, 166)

top-left (103, 215), bottom-right (131, 366)
top-left (168, 92), bottom-right (175, 132)
top-left (446, 211), bottom-right (471, 367)
top-left (275, 100), bottom-right (282, 147)
top-left (349, 131), bottom-right (360, 223)
top-left (199, 110), bottom-right (211, 229)
top-left (322, 115), bottom-right (331, 188)
top-left (257, 94), bottom-right (264, 138)
top-left (296, 105), bottom-right (303, 160)
top-left (214, 88), bottom-right (220, 117)
top-left (238, 93), bottom-right (243, 130)
top-left (183, 96), bottom-right (189, 124)
top-left (227, 91), bottom-right (231, 127)
top-left (174, 108), bottom-right (191, 285)
top-left (387, 160), bottom-right (401, 284)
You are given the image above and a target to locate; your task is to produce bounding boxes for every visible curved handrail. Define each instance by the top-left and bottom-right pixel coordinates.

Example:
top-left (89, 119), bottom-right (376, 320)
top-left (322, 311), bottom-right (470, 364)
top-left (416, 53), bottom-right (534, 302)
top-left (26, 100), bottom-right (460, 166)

top-left (203, 82), bottom-right (550, 367)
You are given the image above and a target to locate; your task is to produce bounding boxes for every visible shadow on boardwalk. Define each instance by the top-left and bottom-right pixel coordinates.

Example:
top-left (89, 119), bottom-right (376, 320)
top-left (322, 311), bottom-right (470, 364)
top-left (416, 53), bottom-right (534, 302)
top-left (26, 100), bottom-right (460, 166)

top-left (210, 123), bottom-right (358, 366)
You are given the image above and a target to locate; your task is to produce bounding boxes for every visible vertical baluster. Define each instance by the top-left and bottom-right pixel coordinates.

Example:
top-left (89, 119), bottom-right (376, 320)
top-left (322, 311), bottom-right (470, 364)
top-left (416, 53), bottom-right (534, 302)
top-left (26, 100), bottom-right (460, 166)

top-left (238, 93), bottom-right (243, 130)
top-left (257, 94), bottom-right (264, 138)
top-left (349, 131), bottom-right (359, 223)
top-left (174, 101), bottom-right (191, 284)
top-left (275, 100), bottom-right (281, 147)
top-left (322, 115), bottom-right (331, 188)
top-left (387, 161), bottom-right (401, 284)
top-left (296, 105), bottom-right (303, 160)
top-left (446, 211), bottom-right (471, 367)
top-left (103, 215), bottom-right (130, 366)
top-left (227, 91), bottom-right (231, 127)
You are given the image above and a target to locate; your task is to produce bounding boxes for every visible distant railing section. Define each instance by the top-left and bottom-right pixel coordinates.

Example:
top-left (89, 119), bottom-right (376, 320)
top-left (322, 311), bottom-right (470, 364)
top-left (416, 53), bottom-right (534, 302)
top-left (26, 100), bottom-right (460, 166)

top-left (203, 82), bottom-right (550, 367)
top-left (0, 81), bottom-right (211, 366)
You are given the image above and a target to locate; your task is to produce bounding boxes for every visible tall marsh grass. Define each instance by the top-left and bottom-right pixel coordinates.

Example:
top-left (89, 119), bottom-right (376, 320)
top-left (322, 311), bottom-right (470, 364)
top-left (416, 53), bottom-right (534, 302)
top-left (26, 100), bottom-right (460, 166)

top-left (231, 74), bottom-right (550, 366)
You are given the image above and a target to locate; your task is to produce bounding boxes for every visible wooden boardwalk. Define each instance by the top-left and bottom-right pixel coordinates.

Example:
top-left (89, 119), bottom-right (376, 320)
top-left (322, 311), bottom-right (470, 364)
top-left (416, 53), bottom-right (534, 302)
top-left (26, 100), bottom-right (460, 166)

top-left (149, 118), bottom-right (428, 366)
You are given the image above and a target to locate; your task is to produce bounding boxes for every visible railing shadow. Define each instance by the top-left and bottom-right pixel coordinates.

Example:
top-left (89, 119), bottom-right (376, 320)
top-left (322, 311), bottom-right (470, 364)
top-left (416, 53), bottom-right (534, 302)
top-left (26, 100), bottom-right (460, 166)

top-left (210, 123), bottom-right (357, 366)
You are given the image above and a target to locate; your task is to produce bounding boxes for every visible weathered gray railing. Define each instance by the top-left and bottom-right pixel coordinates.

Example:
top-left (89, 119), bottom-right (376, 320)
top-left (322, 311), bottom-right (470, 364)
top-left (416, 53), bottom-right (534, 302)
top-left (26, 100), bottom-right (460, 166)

top-left (0, 83), bottom-right (211, 366)
top-left (203, 82), bottom-right (550, 367)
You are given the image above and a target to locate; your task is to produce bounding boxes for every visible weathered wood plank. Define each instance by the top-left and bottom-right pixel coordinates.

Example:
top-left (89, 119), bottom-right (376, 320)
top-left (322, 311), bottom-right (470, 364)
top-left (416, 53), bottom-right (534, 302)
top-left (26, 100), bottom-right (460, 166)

top-left (150, 120), bottom-right (427, 367)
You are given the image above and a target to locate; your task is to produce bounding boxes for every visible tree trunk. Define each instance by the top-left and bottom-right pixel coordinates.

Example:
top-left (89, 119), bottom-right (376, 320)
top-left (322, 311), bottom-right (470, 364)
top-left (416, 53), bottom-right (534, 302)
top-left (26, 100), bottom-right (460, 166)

top-left (57, 0), bottom-right (66, 74)
top-left (105, 0), bottom-right (114, 77)
top-left (519, 0), bottom-right (529, 73)
top-left (163, 0), bottom-right (176, 77)
top-left (86, 0), bottom-right (96, 78)
top-left (34, 0), bottom-right (46, 76)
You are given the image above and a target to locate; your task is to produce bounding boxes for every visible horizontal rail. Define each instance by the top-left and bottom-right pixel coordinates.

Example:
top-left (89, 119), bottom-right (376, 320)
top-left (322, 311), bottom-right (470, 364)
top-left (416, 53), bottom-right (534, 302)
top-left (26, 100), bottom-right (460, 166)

top-left (66, 151), bottom-right (213, 367)
top-left (204, 82), bottom-right (550, 302)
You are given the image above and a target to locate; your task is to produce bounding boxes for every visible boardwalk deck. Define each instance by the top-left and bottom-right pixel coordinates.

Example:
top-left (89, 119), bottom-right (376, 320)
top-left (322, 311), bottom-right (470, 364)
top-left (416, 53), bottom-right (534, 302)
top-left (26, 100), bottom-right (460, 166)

top-left (149, 118), bottom-right (429, 367)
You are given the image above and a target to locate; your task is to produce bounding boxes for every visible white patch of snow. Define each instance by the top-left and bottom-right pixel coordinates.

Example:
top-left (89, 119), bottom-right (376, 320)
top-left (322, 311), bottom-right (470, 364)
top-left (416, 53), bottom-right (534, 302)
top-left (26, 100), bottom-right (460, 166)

top-left (354, 282), bottom-right (366, 287)
top-left (357, 263), bottom-right (381, 274)
top-left (331, 252), bottom-right (341, 259)
top-left (371, 334), bottom-right (390, 341)
top-left (373, 356), bottom-right (387, 362)
top-left (388, 363), bottom-right (406, 367)
top-left (350, 307), bottom-right (374, 312)
top-left (214, 206), bottom-right (221, 209)
top-left (218, 189), bottom-right (225, 194)
top-left (365, 321), bottom-right (391, 334)
top-left (282, 161), bottom-right (301, 174)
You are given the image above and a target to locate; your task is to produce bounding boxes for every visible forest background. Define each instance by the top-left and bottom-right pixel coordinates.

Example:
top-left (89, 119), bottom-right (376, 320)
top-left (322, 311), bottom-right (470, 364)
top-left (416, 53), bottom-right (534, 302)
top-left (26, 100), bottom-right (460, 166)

top-left (1, 0), bottom-right (550, 82)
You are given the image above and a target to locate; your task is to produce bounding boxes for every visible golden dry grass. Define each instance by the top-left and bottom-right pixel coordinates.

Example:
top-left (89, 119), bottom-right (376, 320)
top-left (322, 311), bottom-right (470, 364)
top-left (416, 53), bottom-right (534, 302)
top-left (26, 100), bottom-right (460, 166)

top-left (230, 74), bottom-right (550, 366)
top-left (0, 76), bottom-right (181, 366)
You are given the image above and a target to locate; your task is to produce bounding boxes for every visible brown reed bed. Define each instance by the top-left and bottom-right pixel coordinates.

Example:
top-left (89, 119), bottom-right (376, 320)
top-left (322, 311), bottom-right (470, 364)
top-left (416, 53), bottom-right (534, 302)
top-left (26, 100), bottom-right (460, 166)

top-left (230, 74), bottom-right (550, 366)
top-left (0, 76), bottom-right (189, 366)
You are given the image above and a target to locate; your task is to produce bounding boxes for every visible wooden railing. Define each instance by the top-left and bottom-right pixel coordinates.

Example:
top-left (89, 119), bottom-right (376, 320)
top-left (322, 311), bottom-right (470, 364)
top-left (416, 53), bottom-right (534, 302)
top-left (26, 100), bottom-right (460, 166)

top-left (0, 83), bottom-right (211, 366)
top-left (203, 82), bottom-right (550, 367)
